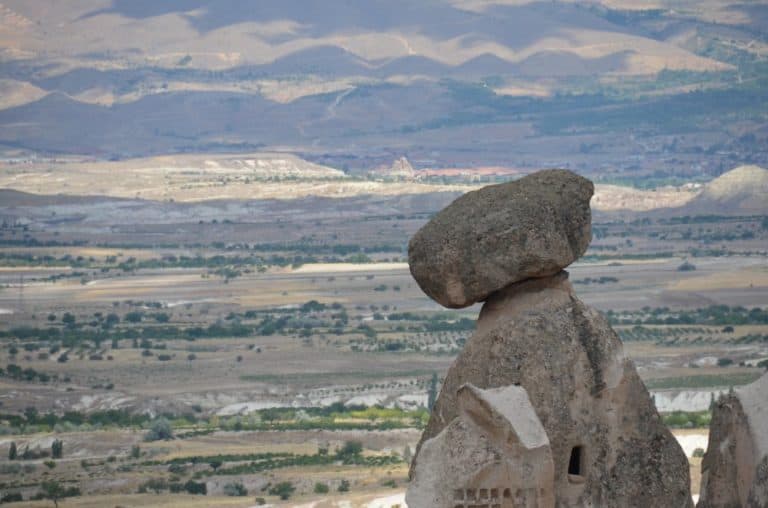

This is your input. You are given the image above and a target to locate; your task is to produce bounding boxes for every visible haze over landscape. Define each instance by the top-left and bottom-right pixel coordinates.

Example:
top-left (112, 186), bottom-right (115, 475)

top-left (0, 1), bottom-right (766, 507)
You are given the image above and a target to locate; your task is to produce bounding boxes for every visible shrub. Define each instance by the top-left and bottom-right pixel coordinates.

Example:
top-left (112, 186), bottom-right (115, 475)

top-left (0, 493), bottom-right (23, 503)
top-left (314, 482), bottom-right (329, 494)
top-left (223, 481), bottom-right (248, 496)
top-left (184, 480), bottom-right (207, 495)
top-left (138, 478), bottom-right (168, 494)
top-left (168, 463), bottom-right (187, 474)
top-left (51, 438), bottom-right (63, 459)
top-left (125, 311), bottom-right (143, 323)
top-left (268, 481), bottom-right (295, 500)
top-left (338, 479), bottom-right (350, 492)
top-left (692, 448), bottom-right (705, 458)
top-left (0, 464), bottom-right (21, 475)
top-left (336, 440), bottom-right (363, 459)
top-left (717, 358), bottom-right (734, 367)
top-left (144, 418), bottom-right (173, 441)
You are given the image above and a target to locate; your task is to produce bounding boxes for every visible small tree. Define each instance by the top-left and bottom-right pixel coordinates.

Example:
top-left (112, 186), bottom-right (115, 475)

top-left (427, 372), bottom-right (438, 411)
top-left (717, 357), bottom-right (734, 367)
top-left (51, 439), bottom-right (63, 459)
top-left (208, 459), bottom-right (222, 472)
top-left (144, 418), bottom-right (173, 441)
top-left (184, 480), bottom-right (206, 495)
top-left (336, 440), bottom-right (363, 460)
top-left (223, 481), bottom-right (248, 496)
top-left (338, 479), bottom-right (350, 492)
top-left (130, 445), bottom-right (141, 458)
top-left (8, 441), bottom-right (17, 460)
top-left (403, 445), bottom-right (412, 464)
top-left (41, 480), bottom-right (65, 508)
top-left (138, 478), bottom-right (168, 494)
top-left (61, 313), bottom-right (76, 327)
top-left (268, 481), bottom-right (295, 500)
top-left (125, 311), bottom-right (143, 323)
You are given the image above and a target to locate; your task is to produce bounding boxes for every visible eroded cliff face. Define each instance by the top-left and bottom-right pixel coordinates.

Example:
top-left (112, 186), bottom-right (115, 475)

top-left (698, 373), bottom-right (768, 508)
top-left (409, 273), bottom-right (692, 508)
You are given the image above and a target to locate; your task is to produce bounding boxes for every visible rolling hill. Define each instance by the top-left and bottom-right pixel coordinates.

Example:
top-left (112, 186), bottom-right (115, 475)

top-left (682, 165), bottom-right (768, 213)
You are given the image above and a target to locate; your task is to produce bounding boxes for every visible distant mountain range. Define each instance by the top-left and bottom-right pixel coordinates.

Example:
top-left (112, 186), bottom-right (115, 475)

top-left (0, 0), bottom-right (766, 175)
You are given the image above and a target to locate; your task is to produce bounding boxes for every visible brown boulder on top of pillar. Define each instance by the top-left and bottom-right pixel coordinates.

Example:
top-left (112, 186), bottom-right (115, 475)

top-left (410, 272), bottom-right (693, 507)
top-left (698, 373), bottom-right (768, 508)
top-left (408, 169), bottom-right (593, 308)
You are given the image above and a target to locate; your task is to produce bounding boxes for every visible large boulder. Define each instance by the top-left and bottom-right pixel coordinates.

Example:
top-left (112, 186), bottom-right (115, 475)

top-left (407, 383), bottom-right (555, 508)
top-left (698, 373), bottom-right (768, 508)
top-left (410, 272), bottom-right (693, 507)
top-left (408, 169), bottom-right (593, 308)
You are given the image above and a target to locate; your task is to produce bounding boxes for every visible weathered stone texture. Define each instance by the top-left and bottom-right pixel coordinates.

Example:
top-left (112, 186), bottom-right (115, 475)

top-left (407, 383), bottom-right (554, 508)
top-left (410, 273), bottom-right (692, 508)
top-left (408, 169), bottom-right (593, 308)
top-left (698, 373), bottom-right (768, 508)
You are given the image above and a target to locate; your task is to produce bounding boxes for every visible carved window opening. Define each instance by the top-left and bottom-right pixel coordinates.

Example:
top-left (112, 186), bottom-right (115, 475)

top-left (568, 445), bottom-right (584, 477)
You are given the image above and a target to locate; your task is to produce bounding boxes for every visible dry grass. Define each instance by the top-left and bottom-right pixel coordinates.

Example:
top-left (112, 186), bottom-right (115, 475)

top-left (669, 267), bottom-right (768, 292)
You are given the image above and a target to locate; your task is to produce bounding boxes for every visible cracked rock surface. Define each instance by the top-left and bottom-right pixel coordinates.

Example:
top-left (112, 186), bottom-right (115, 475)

top-left (408, 169), bottom-right (593, 308)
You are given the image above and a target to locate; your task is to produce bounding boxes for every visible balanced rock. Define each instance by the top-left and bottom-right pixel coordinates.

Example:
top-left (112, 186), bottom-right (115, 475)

top-left (408, 169), bottom-right (593, 308)
top-left (408, 383), bottom-right (555, 508)
top-left (698, 373), bottom-right (768, 508)
top-left (409, 273), bottom-right (693, 507)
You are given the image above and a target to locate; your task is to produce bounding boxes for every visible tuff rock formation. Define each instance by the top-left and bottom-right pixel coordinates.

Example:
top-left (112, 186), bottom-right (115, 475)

top-left (406, 170), bottom-right (693, 508)
top-left (408, 383), bottom-right (555, 508)
top-left (408, 169), bottom-right (593, 308)
top-left (698, 373), bottom-right (768, 508)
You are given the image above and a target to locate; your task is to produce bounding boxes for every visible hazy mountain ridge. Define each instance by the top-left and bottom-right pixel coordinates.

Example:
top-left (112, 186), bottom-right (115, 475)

top-left (0, 0), bottom-right (765, 174)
